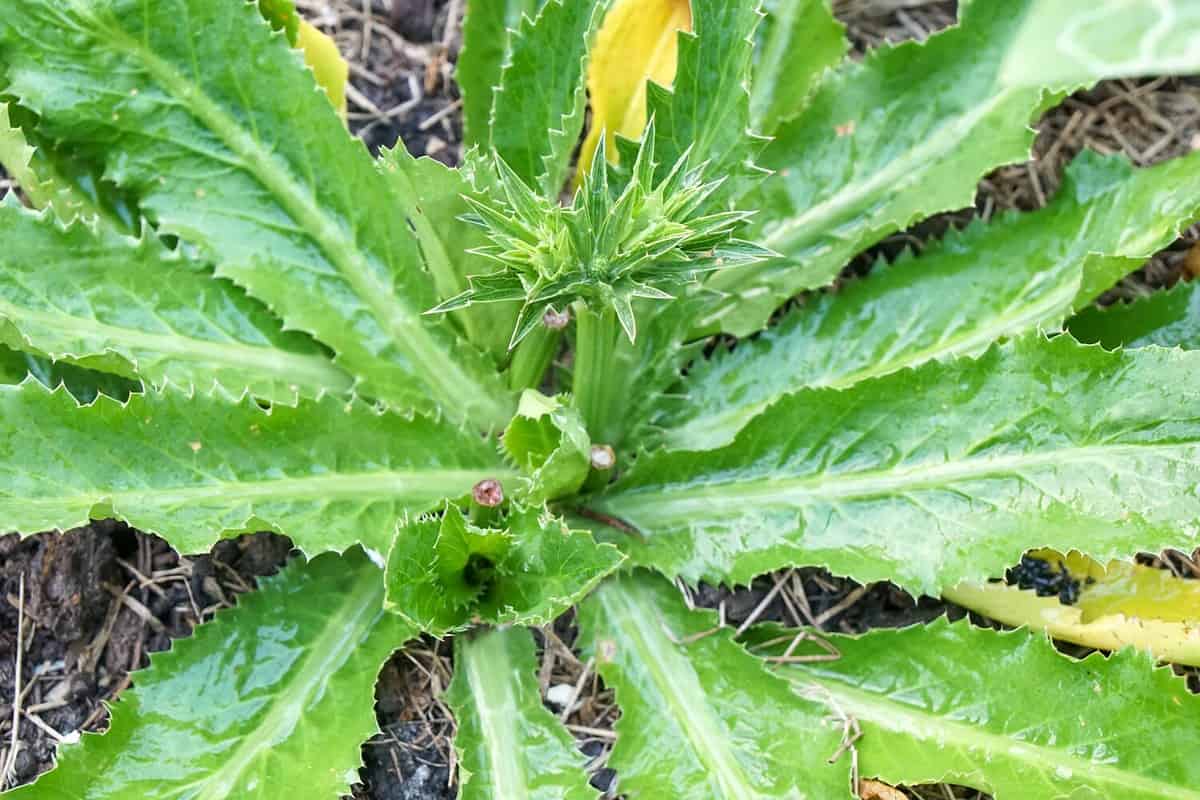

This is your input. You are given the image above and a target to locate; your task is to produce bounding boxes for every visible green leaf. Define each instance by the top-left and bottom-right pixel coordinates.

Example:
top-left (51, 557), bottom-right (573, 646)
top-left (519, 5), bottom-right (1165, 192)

top-left (750, 617), bottom-right (1200, 799)
top-left (1070, 280), bottom-right (1200, 350)
top-left (658, 150), bottom-right (1200, 450)
top-left (0, 104), bottom-right (136, 231)
top-left (648, 0), bottom-right (765, 184)
top-left (448, 626), bottom-right (597, 800)
top-left (490, 0), bottom-right (608, 196)
top-left (0, 104), bottom-right (90, 223)
top-left (258, 0), bottom-right (301, 43)
top-left (593, 334), bottom-right (1200, 594)
top-left (386, 504), bottom-right (623, 633)
top-left (503, 390), bottom-right (592, 503)
top-left (0, 0), bottom-right (512, 427)
top-left (1001, 0), bottom-right (1200, 90)
top-left (10, 548), bottom-right (413, 800)
top-left (386, 506), bottom-right (504, 632)
top-left (454, 505), bottom-right (623, 626)
top-left (576, 571), bottom-right (845, 799)
top-left (0, 201), bottom-right (353, 404)
top-left (701, 0), bottom-right (1072, 336)
top-left (379, 146), bottom-right (517, 363)
top-left (750, 0), bottom-right (846, 134)
top-left (459, 0), bottom-right (544, 148)
top-left (0, 381), bottom-right (510, 554)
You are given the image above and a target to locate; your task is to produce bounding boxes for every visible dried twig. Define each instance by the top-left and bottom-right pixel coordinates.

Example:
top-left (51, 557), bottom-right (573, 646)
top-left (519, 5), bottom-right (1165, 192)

top-left (2, 575), bottom-right (25, 788)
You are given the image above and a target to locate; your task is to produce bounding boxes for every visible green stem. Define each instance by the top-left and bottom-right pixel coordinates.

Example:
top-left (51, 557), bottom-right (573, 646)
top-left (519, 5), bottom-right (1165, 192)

top-left (572, 302), bottom-right (624, 445)
top-left (507, 324), bottom-right (562, 391)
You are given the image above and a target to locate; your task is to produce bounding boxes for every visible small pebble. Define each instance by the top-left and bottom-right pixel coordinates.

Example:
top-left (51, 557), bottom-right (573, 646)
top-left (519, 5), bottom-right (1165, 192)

top-left (545, 683), bottom-right (575, 709)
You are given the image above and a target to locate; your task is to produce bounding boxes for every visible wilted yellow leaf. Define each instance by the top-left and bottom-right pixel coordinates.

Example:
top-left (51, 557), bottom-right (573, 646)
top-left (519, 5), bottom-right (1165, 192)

top-left (577, 0), bottom-right (691, 178)
top-left (297, 20), bottom-right (348, 118)
top-left (1027, 548), bottom-right (1200, 623)
top-left (946, 550), bottom-right (1200, 665)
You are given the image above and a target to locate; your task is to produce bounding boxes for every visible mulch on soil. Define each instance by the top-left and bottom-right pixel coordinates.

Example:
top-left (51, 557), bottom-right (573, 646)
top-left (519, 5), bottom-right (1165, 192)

top-left (2, 2), bottom-right (1199, 799)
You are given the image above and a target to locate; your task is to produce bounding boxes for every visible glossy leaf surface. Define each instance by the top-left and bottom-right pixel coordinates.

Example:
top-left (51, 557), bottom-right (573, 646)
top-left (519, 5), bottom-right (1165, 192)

top-left (577, 571), bottom-right (845, 799)
top-left (503, 390), bottom-right (592, 503)
top-left (0, 201), bottom-right (353, 404)
top-left (386, 505), bottom-right (622, 633)
top-left (459, 0), bottom-right (543, 147)
top-left (750, 0), bottom-right (846, 133)
top-left (11, 549), bottom-right (412, 799)
top-left (0, 381), bottom-right (510, 554)
top-left (1001, 0), bottom-right (1200, 89)
top-left (0, 348), bottom-right (138, 403)
top-left (490, 0), bottom-right (608, 196)
top-left (0, 105), bottom-right (107, 225)
top-left (703, 0), bottom-right (1068, 335)
top-left (752, 618), bottom-right (1200, 798)
top-left (448, 627), bottom-right (597, 800)
top-left (0, 0), bottom-right (511, 426)
top-left (595, 335), bottom-right (1200, 593)
top-left (647, 0), bottom-right (764, 183)
top-left (658, 150), bottom-right (1200, 449)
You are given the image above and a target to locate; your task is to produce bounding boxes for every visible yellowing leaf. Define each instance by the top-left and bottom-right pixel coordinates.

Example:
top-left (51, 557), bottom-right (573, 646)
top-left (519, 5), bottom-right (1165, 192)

top-left (297, 19), bottom-right (348, 117)
top-left (577, 0), bottom-right (691, 178)
top-left (1028, 549), bottom-right (1200, 624)
top-left (946, 550), bottom-right (1200, 666)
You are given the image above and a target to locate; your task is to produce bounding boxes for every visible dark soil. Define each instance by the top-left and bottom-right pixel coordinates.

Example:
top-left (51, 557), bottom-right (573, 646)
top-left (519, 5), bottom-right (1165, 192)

top-left (0, 524), bottom-right (292, 788)
top-left (2, 2), bottom-right (1200, 800)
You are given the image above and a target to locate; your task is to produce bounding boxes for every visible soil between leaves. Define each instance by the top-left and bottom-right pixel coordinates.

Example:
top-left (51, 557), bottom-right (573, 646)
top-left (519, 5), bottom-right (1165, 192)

top-left (2, 2), bottom-right (1200, 799)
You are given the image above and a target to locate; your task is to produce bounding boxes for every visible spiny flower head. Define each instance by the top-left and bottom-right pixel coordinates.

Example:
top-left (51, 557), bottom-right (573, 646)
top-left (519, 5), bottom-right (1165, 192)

top-left (426, 120), bottom-right (774, 348)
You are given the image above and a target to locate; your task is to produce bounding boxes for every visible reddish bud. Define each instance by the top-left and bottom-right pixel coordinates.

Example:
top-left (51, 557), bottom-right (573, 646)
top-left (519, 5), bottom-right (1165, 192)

top-left (472, 478), bottom-right (504, 507)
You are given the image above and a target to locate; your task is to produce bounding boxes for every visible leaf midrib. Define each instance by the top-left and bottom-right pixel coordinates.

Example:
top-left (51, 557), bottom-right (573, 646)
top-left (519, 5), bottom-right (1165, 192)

top-left (601, 578), bottom-right (760, 800)
top-left (667, 262), bottom-right (1083, 449)
top-left (7, 469), bottom-right (516, 509)
top-left (191, 561), bottom-right (385, 800)
top-left (607, 440), bottom-right (1196, 521)
top-left (759, 89), bottom-right (1017, 256)
top-left (73, 3), bottom-right (500, 423)
top-left (462, 634), bottom-right (527, 798)
top-left (799, 676), bottom-right (1200, 799)
top-left (0, 296), bottom-right (353, 395)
